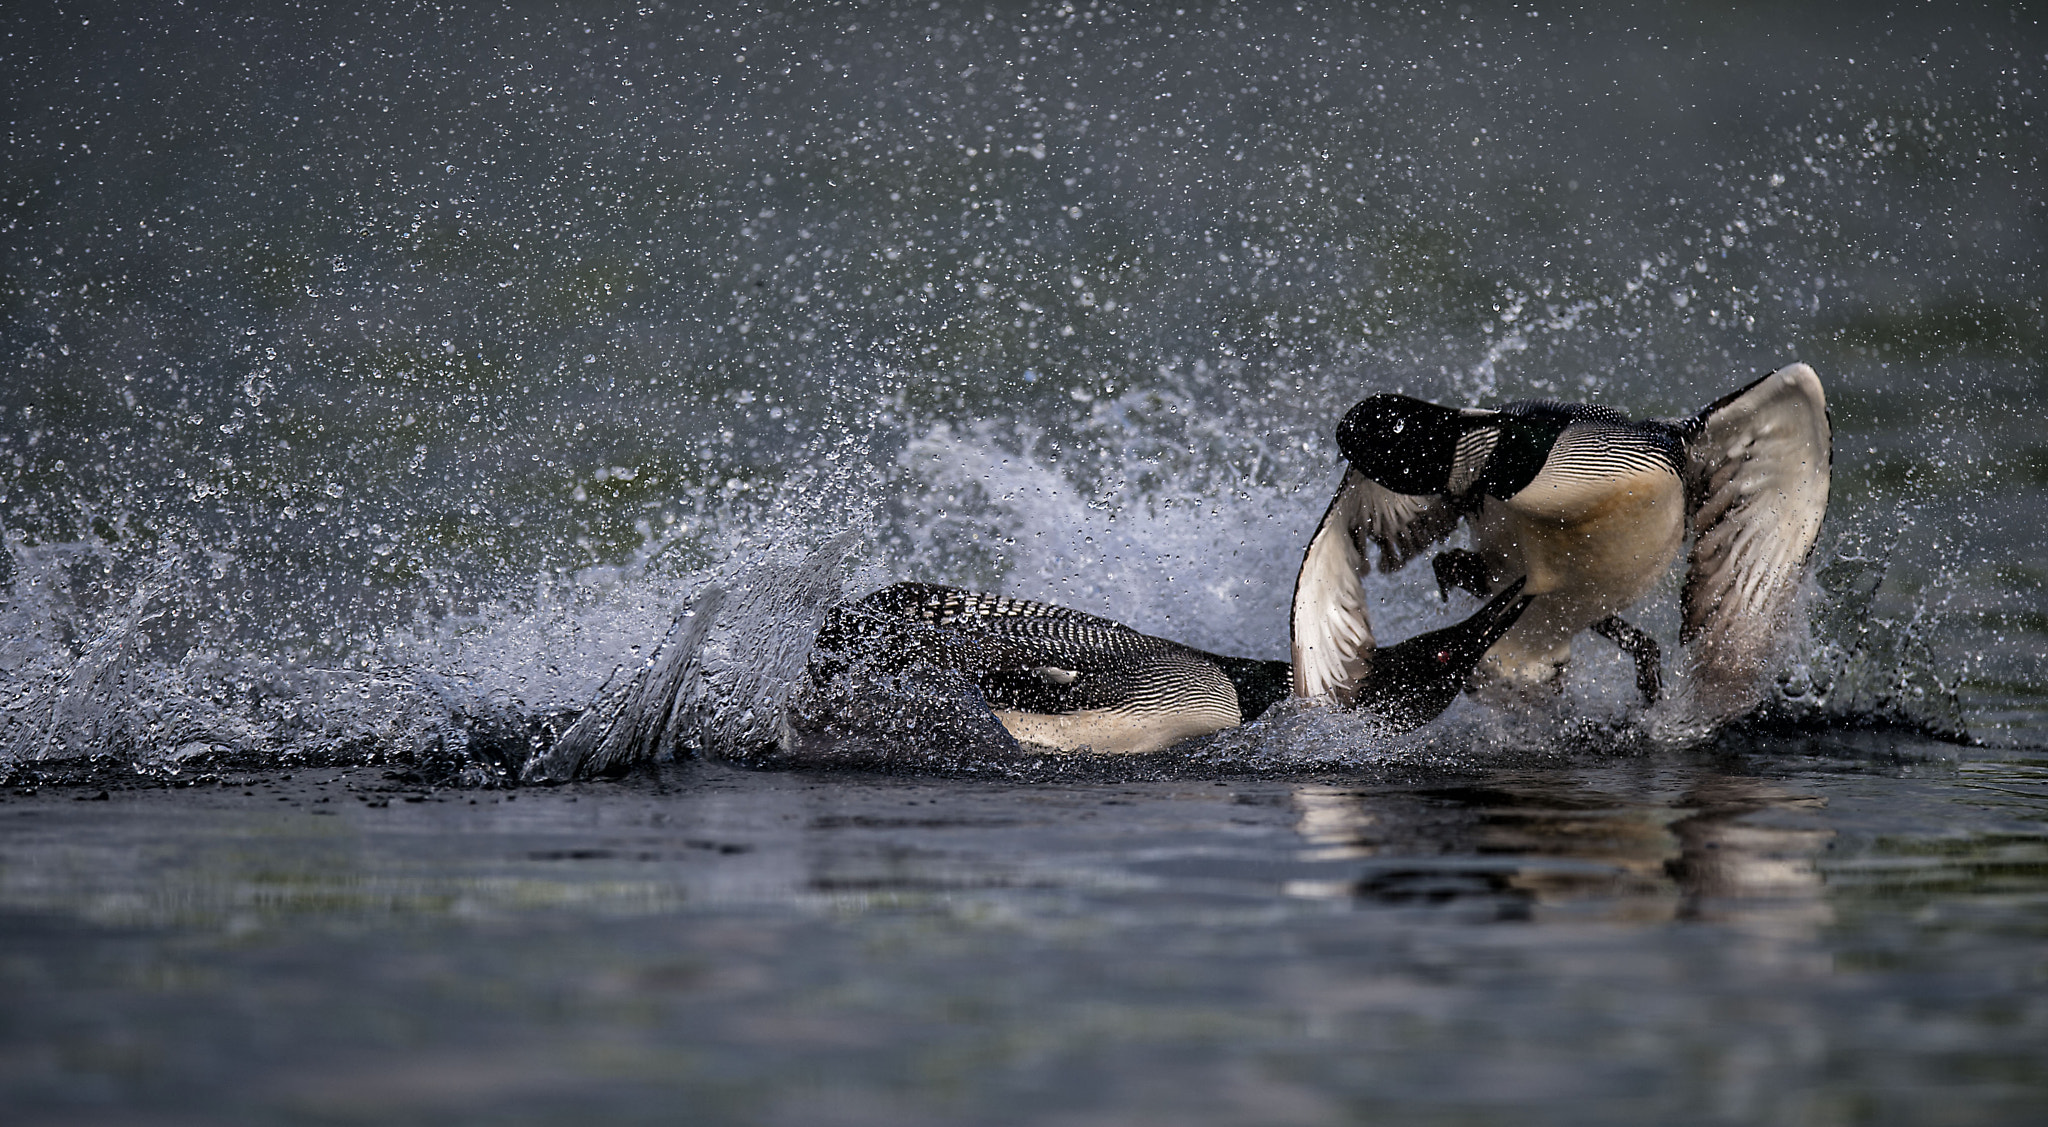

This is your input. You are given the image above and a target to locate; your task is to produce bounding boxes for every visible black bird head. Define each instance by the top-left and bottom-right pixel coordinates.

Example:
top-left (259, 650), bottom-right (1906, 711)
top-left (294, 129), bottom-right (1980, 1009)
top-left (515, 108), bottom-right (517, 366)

top-left (1351, 577), bottom-right (1531, 732)
top-left (1335, 393), bottom-right (1475, 495)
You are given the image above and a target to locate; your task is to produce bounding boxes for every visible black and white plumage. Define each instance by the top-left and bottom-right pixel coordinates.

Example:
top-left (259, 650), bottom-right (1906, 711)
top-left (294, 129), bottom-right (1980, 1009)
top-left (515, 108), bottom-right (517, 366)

top-left (815, 577), bottom-right (1532, 754)
top-left (1291, 363), bottom-right (1831, 717)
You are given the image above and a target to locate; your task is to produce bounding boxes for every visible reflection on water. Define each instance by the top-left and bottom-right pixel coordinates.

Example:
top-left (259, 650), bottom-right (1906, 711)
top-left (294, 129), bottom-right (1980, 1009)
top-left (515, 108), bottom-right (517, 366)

top-left (4, 740), bottom-right (2047, 1125)
top-left (1288, 775), bottom-right (1836, 935)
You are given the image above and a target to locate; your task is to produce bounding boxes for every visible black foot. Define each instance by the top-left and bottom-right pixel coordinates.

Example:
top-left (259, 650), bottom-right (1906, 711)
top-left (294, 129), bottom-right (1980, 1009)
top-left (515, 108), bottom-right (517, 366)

top-left (1591, 615), bottom-right (1662, 706)
top-left (1431, 549), bottom-right (1494, 603)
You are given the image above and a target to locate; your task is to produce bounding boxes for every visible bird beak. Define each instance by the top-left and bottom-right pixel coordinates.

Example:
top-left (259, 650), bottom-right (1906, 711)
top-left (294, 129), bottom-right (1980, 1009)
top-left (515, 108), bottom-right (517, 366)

top-left (1468, 576), bottom-right (1531, 654)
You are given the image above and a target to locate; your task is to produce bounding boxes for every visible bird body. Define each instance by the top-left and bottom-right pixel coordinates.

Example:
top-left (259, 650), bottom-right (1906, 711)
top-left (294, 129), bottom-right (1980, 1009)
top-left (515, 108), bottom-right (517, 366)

top-left (1293, 363), bottom-right (1830, 716)
top-left (1462, 406), bottom-right (1689, 685)
top-left (810, 584), bottom-right (1259, 755)
top-left (814, 577), bottom-right (1531, 755)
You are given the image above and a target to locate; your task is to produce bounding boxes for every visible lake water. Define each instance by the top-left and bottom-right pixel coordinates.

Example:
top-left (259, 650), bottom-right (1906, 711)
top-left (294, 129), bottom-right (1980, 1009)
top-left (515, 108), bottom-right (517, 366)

top-left (4, 2), bottom-right (2046, 1123)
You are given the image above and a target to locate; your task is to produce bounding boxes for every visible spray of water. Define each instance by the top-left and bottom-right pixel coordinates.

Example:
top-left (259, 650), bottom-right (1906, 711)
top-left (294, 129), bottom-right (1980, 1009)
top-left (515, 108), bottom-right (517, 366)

top-left (5, 5), bottom-right (2028, 783)
top-left (1, 336), bottom-right (1987, 790)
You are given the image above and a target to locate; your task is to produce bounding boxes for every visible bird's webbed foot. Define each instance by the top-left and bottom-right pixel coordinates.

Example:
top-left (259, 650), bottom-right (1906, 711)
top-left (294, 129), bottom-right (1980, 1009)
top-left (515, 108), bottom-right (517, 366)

top-left (1591, 615), bottom-right (1662, 706)
top-left (1431, 548), bottom-right (1494, 603)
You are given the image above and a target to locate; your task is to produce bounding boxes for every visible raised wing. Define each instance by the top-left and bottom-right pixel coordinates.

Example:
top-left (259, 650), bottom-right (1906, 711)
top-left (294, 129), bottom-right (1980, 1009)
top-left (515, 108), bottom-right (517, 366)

top-left (1679, 363), bottom-right (1831, 708)
top-left (1289, 469), bottom-right (1460, 703)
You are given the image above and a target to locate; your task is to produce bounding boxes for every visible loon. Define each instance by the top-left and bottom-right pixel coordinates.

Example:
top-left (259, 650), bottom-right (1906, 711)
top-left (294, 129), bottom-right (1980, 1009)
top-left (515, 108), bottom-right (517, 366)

top-left (1291, 363), bottom-right (1830, 716)
top-left (811, 577), bottom-right (1533, 755)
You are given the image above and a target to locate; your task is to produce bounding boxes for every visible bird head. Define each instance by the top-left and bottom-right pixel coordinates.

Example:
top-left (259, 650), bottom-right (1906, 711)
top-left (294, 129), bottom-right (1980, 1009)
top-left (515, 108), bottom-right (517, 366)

top-left (1335, 393), bottom-right (1474, 495)
top-left (1351, 577), bottom-right (1531, 732)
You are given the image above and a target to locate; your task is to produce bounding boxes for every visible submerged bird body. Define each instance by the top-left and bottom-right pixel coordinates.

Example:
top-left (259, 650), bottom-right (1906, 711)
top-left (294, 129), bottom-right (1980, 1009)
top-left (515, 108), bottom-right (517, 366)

top-left (811, 584), bottom-right (1260, 755)
top-left (813, 578), bottom-right (1531, 755)
top-left (1293, 363), bottom-right (1830, 715)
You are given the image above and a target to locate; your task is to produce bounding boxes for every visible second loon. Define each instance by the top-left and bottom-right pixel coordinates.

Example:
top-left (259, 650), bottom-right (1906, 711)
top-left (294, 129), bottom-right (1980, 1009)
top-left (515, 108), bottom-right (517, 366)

top-left (810, 577), bottom-right (1532, 755)
top-left (1291, 362), bottom-right (1831, 718)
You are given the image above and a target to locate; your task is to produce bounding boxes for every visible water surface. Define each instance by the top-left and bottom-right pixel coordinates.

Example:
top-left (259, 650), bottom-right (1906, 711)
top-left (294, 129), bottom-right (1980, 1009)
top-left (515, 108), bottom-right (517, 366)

top-left (5, 736), bottom-right (2046, 1125)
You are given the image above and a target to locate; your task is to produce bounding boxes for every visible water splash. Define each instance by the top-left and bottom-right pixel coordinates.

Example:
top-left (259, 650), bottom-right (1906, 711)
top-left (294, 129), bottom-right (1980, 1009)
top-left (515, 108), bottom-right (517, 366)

top-left (4, 5), bottom-right (2033, 782)
top-left (1, 390), bottom-right (1988, 789)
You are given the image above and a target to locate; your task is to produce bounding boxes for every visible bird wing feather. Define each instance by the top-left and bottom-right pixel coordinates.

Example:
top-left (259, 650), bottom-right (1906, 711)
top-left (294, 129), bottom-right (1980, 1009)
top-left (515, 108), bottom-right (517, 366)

top-left (1680, 363), bottom-right (1831, 698)
top-left (845, 582), bottom-right (1167, 672)
top-left (1290, 468), bottom-right (1460, 702)
top-left (1361, 469), bottom-right (1466, 572)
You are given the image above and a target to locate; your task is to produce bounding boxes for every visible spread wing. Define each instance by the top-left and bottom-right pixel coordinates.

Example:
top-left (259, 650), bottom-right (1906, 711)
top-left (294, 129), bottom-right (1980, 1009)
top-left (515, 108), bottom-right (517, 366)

top-left (1679, 363), bottom-right (1831, 700)
top-left (1289, 468), bottom-right (1461, 703)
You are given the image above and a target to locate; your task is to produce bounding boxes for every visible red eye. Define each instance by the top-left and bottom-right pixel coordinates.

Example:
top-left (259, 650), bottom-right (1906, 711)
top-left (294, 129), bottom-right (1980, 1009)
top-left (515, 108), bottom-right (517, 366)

top-left (1435, 650), bottom-right (1452, 664)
